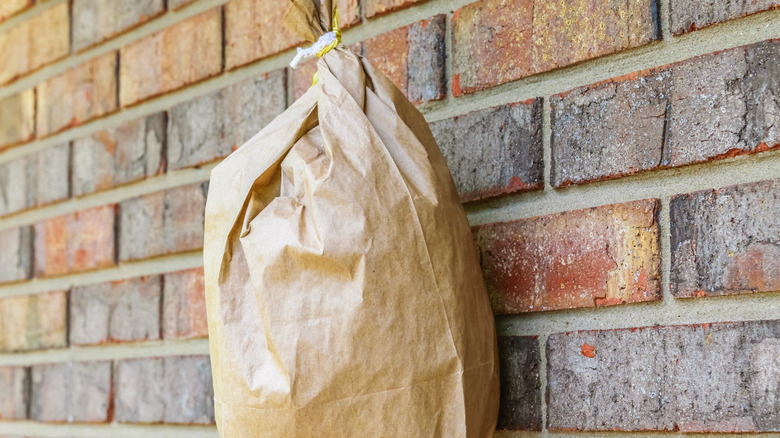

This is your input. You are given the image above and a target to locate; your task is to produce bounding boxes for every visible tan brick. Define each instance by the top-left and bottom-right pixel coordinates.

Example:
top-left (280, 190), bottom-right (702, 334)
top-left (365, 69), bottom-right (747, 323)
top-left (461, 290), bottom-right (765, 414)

top-left (0, 90), bottom-right (35, 149)
top-left (120, 8), bottom-right (222, 106)
top-left (0, 3), bottom-right (69, 84)
top-left (0, 367), bottom-right (29, 420)
top-left (163, 268), bottom-right (207, 340)
top-left (224, 0), bottom-right (303, 70)
top-left (34, 205), bottom-right (117, 277)
top-left (0, 291), bottom-right (68, 352)
top-left (37, 52), bottom-right (119, 137)
top-left (72, 112), bottom-right (166, 196)
top-left (451, 0), bottom-right (658, 95)
top-left (0, 0), bottom-right (33, 22)
top-left (72, 0), bottom-right (165, 52)
top-left (473, 200), bottom-right (661, 314)
top-left (70, 276), bottom-right (162, 345)
top-left (365, 0), bottom-right (426, 18)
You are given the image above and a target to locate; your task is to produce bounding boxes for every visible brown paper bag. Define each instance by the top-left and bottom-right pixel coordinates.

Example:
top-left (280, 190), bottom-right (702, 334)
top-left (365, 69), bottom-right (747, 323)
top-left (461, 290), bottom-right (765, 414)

top-left (203, 1), bottom-right (499, 436)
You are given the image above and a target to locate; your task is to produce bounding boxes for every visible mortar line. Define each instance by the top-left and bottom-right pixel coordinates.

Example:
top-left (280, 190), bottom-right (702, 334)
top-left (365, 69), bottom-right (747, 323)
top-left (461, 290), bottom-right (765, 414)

top-left (541, 96), bottom-right (552, 191)
top-left (0, 4), bottom-right (777, 167)
top-left (465, 148), bottom-right (780, 226)
top-left (0, 0), bottom-right (68, 36)
top-left (0, 338), bottom-right (210, 366)
top-left (0, 252), bottom-right (204, 299)
top-left (537, 334), bottom-right (549, 433)
top-left (657, 0), bottom-right (673, 41)
top-left (443, 8), bottom-right (454, 101)
top-left (659, 196), bottom-right (674, 303)
top-left (0, 421), bottom-right (218, 438)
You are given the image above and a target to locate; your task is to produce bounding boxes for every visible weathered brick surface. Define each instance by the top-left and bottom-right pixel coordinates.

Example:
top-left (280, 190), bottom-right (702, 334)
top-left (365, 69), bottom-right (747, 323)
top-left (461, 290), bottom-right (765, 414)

top-left (224, 0), bottom-right (303, 70)
top-left (671, 0), bottom-right (779, 34)
top-left (115, 356), bottom-right (214, 424)
top-left (0, 291), bottom-right (68, 352)
top-left (0, 367), bottom-right (29, 420)
top-left (0, 0), bottom-right (33, 22)
top-left (168, 71), bottom-right (286, 170)
top-left (0, 3), bottom-right (69, 84)
top-left (0, 226), bottom-right (33, 284)
top-left (430, 100), bottom-right (543, 202)
top-left (360, 16), bottom-right (446, 104)
top-left (671, 178), bottom-right (780, 298)
top-left (496, 336), bottom-right (542, 430)
top-left (0, 144), bottom-right (70, 215)
top-left (551, 40), bottom-right (780, 186)
top-left (119, 183), bottom-right (207, 261)
top-left (72, 0), bottom-right (165, 52)
top-left (120, 8), bottom-right (222, 106)
top-left (34, 205), bottom-right (117, 277)
top-left (0, 90), bottom-right (35, 148)
top-left (163, 268), bottom-right (208, 340)
top-left (473, 200), bottom-right (661, 314)
top-left (70, 276), bottom-right (162, 345)
top-left (30, 362), bottom-right (112, 423)
top-left (72, 113), bottom-right (166, 196)
top-left (547, 320), bottom-right (780, 432)
top-left (365, 0), bottom-right (426, 17)
top-left (37, 52), bottom-right (119, 137)
top-left (451, 0), bottom-right (658, 95)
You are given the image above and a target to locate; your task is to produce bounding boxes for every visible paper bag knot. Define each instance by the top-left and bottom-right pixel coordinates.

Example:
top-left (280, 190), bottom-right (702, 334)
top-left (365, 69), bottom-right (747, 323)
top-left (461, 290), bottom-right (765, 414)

top-left (289, 5), bottom-right (341, 69)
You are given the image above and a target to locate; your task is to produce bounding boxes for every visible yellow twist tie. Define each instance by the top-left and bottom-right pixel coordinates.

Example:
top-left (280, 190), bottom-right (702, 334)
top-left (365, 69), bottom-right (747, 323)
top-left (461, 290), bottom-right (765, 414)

top-left (312, 6), bottom-right (340, 85)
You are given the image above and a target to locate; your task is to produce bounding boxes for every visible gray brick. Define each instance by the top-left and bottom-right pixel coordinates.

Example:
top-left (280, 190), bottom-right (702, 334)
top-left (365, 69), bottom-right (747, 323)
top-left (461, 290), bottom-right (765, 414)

top-left (72, 113), bottom-right (165, 197)
top-left (30, 362), bottom-right (111, 423)
top-left (72, 0), bottom-right (165, 52)
top-left (0, 367), bottom-right (28, 420)
top-left (547, 320), bottom-right (780, 432)
top-left (167, 71), bottom-right (286, 170)
top-left (670, 178), bottom-right (780, 297)
top-left (670, 0), bottom-right (779, 35)
top-left (407, 15), bottom-right (446, 103)
top-left (551, 69), bottom-right (671, 187)
top-left (0, 144), bottom-right (69, 216)
top-left (115, 356), bottom-right (214, 424)
top-left (70, 276), bottom-right (162, 345)
top-left (0, 226), bottom-right (32, 284)
top-left (0, 155), bottom-right (35, 216)
top-left (430, 99), bottom-right (543, 202)
top-left (497, 336), bottom-right (542, 430)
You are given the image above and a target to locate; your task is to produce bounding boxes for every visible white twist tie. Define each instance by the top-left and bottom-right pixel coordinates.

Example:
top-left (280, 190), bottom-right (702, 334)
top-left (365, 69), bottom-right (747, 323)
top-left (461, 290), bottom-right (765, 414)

top-left (289, 32), bottom-right (338, 69)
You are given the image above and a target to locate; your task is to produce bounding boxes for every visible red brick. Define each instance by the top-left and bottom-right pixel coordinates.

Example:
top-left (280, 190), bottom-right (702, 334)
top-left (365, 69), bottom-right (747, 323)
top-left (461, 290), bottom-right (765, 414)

top-left (365, 0), bottom-right (426, 17)
top-left (0, 143), bottom-right (70, 216)
top-left (0, 367), bottom-right (29, 420)
top-left (114, 356), bottom-right (214, 424)
top-left (167, 71), bottom-right (286, 170)
top-left (451, 0), bottom-right (658, 95)
top-left (72, 113), bottom-right (166, 197)
top-left (547, 320), bottom-right (780, 431)
top-left (0, 291), bottom-right (68, 352)
top-left (359, 16), bottom-right (446, 104)
top-left (430, 99), bottom-right (543, 202)
top-left (473, 200), bottom-right (661, 314)
top-left (497, 336), bottom-right (541, 430)
top-left (72, 0), bottom-right (165, 52)
top-left (671, 178), bottom-right (780, 298)
top-left (224, 0), bottom-right (303, 70)
top-left (0, 3), bottom-right (69, 84)
top-left (0, 0), bottom-right (33, 23)
top-left (0, 90), bottom-right (35, 149)
top-left (30, 362), bottom-right (112, 423)
top-left (120, 8), bottom-right (222, 106)
top-left (671, 0), bottom-right (779, 35)
top-left (119, 183), bottom-right (207, 261)
top-left (163, 268), bottom-right (207, 340)
top-left (70, 276), bottom-right (162, 345)
top-left (36, 52), bottom-right (119, 137)
top-left (34, 205), bottom-right (117, 277)
top-left (0, 226), bottom-right (33, 284)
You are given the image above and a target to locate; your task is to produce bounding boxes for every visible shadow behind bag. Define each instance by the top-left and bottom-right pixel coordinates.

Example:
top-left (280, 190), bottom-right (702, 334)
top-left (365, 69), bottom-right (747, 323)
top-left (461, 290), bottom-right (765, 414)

top-left (203, 1), bottom-right (500, 436)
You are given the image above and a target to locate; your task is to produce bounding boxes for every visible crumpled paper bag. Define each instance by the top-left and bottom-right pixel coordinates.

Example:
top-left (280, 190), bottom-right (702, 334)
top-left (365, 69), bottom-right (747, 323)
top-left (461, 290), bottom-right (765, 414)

top-left (203, 1), bottom-right (500, 436)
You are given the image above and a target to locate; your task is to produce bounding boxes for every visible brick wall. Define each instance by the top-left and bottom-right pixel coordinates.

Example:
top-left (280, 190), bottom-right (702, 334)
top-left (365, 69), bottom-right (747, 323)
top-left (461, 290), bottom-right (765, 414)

top-left (0, 0), bottom-right (777, 436)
